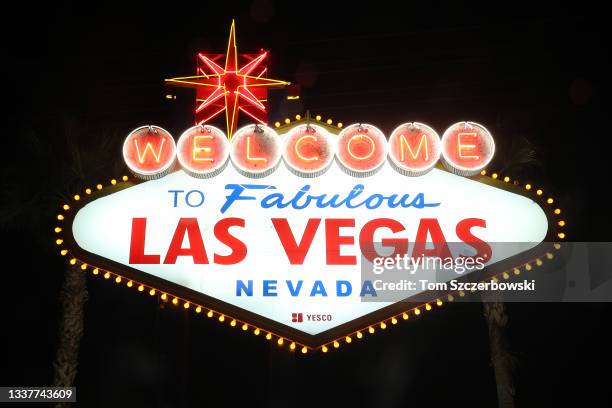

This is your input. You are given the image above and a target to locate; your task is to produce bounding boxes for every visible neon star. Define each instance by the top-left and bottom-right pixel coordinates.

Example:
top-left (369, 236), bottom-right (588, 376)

top-left (166, 20), bottom-right (289, 139)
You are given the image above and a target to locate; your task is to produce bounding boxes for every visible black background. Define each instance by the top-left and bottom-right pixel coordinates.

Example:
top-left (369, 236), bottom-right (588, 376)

top-left (2, 1), bottom-right (610, 407)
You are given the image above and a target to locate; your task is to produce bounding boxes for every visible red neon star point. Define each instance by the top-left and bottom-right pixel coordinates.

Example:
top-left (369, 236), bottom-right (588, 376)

top-left (166, 20), bottom-right (289, 139)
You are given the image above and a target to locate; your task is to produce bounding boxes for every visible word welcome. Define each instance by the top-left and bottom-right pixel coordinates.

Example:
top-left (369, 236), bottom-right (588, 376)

top-left (122, 121), bottom-right (495, 180)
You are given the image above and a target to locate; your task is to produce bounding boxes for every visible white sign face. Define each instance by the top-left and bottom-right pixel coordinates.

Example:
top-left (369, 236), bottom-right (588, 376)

top-left (72, 162), bottom-right (548, 336)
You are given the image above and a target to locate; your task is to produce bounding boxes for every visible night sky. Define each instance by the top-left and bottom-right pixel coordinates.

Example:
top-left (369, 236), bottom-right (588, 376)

top-left (3, 1), bottom-right (610, 407)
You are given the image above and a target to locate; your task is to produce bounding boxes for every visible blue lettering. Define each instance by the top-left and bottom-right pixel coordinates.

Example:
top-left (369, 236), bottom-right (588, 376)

top-left (310, 280), bottom-right (328, 297)
top-left (360, 280), bottom-right (378, 297)
top-left (263, 280), bottom-right (278, 296)
top-left (236, 280), bottom-right (253, 296)
top-left (336, 280), bottom-right (352, 296)
top-left (286, 280), bottom-right (303, 296)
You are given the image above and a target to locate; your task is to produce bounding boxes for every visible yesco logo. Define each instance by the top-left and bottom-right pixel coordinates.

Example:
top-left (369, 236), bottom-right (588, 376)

top-left (292, 313), bottom-right (333, 323)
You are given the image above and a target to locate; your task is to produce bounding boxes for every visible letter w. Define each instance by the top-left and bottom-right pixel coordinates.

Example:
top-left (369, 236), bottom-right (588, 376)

top-left (134, 139), bottom-right (166, 164)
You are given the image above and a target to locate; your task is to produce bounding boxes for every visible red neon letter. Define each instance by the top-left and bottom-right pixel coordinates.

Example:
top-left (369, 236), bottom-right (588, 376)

top-left (412, 218), bottom-right (452, 259)
top-left (325, 219), bottom-right (356, 265)
top-left (164, 218), bottom-right (209, 264)
top-left (272, 218), bottom-right (321, 265)
top-left (359, 218), bottom-right (408, 262)
top-left (214, 218), bottom-right (247, 265)
top-left (129, 218), bottom-right (161, 264)
top-left (456, 218), bottom-right (492, 260)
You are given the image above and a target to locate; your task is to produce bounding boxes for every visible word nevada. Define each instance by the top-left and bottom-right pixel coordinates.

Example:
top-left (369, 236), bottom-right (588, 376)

top-left (122, 121), bottom-right (495, 180)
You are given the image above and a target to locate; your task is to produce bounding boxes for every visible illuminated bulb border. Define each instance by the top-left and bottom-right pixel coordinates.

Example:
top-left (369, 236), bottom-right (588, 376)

top-left (55, 150), bottom-right (566, 354)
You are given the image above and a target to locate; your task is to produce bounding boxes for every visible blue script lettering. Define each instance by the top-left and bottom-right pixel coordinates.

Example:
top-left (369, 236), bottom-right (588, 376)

top-left (221, 184), bottom-right (439, 213)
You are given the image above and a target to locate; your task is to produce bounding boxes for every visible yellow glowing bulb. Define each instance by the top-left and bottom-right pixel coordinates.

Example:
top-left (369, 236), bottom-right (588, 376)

top-left (183, 302), bottom-right (189, 309)
top-left (425, 304), bottom-right (432, 311)
top-left (149, 289), bottom-right (156, 296)
top-left (74, 195), bottom-right (80, 201)
top-left (326, 119), bottom-right (332, 125)
top-left (127, 281), bottom-right (133, 287)
top-left (57, 214), bottom-right (64, 220)
top-left (60, 249), bottom-right (68, 256)
top-left (480, 170), bottom-right (487, 175)
top-left (195, 306), bottom-right (201, 313)
top-left (337, 122), bottom-right (343, 128)
top-left (69, 258), bottom-right (77, 265)
top-left (301, 346), bottom-right (308, 354)
top-left (536, 259), bottom-right (543, 266)
top-left (277, 338), bottom-right (284, 346)
top-left (230, 320), bottom-right (237, 327)
top-left (96, 184), bottom-right (103, 190)
top-left (448, 294), bottom-right (454, 301)
top-left (414, 308), bottom-right (421, 316)
top-left (513, 268), bottom-right (520, 275)
top-left (525, 184), bottom-right (532, 190)
top-left (172, 297), bottom-right (178, 305)
top-left (491, 173), bottom-right (498, 179)
top-left (115, 276), bottom-right (121, 283)
top-left (536, 189), bottom-right (543, 196)
top-left (274, 121), bottom-right (281, 128)
top-left (207, 310), bottom-right (213, 318)
top-left (242, 324), bottom-right (248, 331)
top-left (459, 291), bottom-right (465, 297)
top-left (356, 331), bottom-right (363, 339)
top-left (503, 176), bottom-right (510, 182)
top-left (254, 328), bottom-right (260, 335)
top-left (391, 317), bottom-right (397, 325)
top-left (56, 239), bottom-right (63, 245)
top-left (284, 118), bottom-right (290, 124)
top-left (63, 204), bottom-right (70, 210)
top-left (402, 312), bottom-right (409, 320)
top-left (525, 263), bottom-right (532, 271)
top-left (80, 264), bottom-right (87, 270)
top-left (122, 175), bottom-right (128, 181)
top-left (558, 232), bottom-right (566, 239)
top-left (111, 179), bottom-right (117, 185)
top-left (554, 243), bottom-right (561, 250)
top-left (55, 227), bottom-right (62, 233)
top-left (218, 315), bottom-right (225, 322)
top-left (554, 208), bottom-right (561, 215)
top-left (266, 333), bottom-right (272, 340)
top-left (380, 322), bottom-right (387, 329)
top-left (295, 114), bottom-right (301, 120)
top-left (92, 268), bottom-right (99, 275)
top-left (436, 299), bottom-right (443, 306)
top-left (104, 272), bottom-right (110, 279)
top-left (503, 272), bottom-right (509, 280)
top-left (546, 252), bottom-right (554, 260)
top-left (138, 285), bottom-right (144, 292)
top-left (290, 342), bottom-right (296, 350)
top-left (315, 115), bottom-right (322, 121)
top-left (333, 341), bottom-right (340, 348)
top-left (161, 293), bottom-right (167, 301)
top-left (85, 188), bottom-right (92, 194)
top-left (558, 220), bottom-right (565, 227)
top-left (345, 336), bottom-right (352, 343)
top-left (547, 198), bottom-right (554, 204)
top-left (322, 345), bottom-right (328, 353)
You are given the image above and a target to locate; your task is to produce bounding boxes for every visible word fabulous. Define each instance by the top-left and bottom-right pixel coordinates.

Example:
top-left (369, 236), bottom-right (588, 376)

top-left (122, 121), bottom-right (495, 180)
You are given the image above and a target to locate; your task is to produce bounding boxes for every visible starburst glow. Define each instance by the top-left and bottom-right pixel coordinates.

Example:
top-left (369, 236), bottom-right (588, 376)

top-left (166, 20), bottom-right (289, 138)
